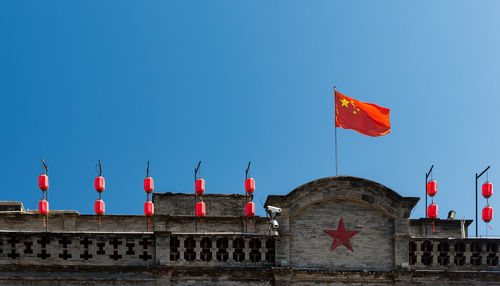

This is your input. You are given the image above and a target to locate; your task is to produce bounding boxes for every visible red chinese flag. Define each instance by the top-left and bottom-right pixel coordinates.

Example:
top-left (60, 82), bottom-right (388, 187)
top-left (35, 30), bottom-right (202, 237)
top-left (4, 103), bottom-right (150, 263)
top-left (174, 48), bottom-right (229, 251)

top-left (335, 90), bottom-right (391, 137)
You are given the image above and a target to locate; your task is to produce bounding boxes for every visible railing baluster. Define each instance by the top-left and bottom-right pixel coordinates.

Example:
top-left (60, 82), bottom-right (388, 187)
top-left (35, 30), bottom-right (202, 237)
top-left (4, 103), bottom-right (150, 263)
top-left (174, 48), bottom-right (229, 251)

top-left (414, 240), bottom-right (423, 267)
top-left (465, 242), bottom-right (472, 267)
top-left (259, 237), bottom-right (266, 265)
top-left (178, 236), bottom-right (186, 262)
top-left (243, 238), bottom-right (250, 263)
top-left (227, 238), bottom-right (235, 263)
top-left (481, 241), bottom-right (488, 267)
top-left (194, 237), bottom-right (201, 262)
top-left (448, 241), bottom-right (455, 267)
top-left (210, 236), bottom-right (217, 263)
top-left (431, 241), bottom-right (439, 266)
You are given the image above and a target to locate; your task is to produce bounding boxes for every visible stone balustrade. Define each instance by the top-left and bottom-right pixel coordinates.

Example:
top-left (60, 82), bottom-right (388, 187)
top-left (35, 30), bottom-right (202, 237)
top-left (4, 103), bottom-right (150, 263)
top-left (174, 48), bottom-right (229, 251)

top-left (0, 231), bottom-right (156, 266)
top-left (165, 233), bottom-right (276, 266)
top-left (409, 237), bottom-right (500, 270)
top-left (0, 231), bottom-right (276, 267)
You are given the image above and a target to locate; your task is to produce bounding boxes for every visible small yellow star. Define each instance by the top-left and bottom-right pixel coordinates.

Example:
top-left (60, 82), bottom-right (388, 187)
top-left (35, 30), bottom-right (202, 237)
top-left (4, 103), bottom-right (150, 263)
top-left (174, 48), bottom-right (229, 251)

top-left (340, 98), bottom-right (349, 107)
top-left (353, 111), bottom-right (357, 114)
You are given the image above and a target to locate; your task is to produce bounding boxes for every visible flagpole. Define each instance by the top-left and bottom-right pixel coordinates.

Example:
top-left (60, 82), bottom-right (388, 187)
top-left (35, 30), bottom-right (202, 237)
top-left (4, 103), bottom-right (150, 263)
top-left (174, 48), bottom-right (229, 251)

top-left (334, 86), bottom-right (338, 176)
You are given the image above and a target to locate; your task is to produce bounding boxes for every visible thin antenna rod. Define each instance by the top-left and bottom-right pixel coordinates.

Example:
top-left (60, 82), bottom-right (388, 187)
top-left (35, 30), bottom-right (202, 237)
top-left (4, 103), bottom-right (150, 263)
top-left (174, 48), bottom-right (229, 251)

top-left (246, 161), bottom-right (251, 179)
top-left (41, 157), bottom-right (48, 175)
top-left (98, 160), bottom-right (102, 176)
top-left (194, 161), bottom-right (201, 181)
top-left (147, 160), bottom-right (150, 177)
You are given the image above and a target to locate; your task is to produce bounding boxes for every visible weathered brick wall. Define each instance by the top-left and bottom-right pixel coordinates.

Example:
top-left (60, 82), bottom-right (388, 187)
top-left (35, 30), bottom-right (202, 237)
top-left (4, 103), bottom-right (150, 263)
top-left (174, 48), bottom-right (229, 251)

top-left (287, 270), bottom-right (500, 285)
top-left (159, 216), bottom-right (268, 234)
top-left (266, 176), bottom-right (419, 271)
top-left (289, 199), bottom-right (394, 270)
top-left (171, 280), bottom-right (271, 285)
top-left (0, 202), bottom-right (23, 212)
top-left (0, 268), bottom-right (275, 286)
top-left (2, 267), bottom-right (500, 285)
top-left (0, 213), bottom-right (269, 234)
top-left (0, 212), bottom-right (151, 232)
top-left (153, 193), bottom-right (250, 217)
top-left (409, 218), bottom-right (471, 238)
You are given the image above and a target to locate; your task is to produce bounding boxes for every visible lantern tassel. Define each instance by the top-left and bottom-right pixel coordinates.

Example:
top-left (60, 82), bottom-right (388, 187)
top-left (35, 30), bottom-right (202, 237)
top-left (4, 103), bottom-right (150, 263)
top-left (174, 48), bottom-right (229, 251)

top-left (488, 223), bottom-right (493, 230)
top-left (148, 217), bottom-right (151, 228)
top-left (43, 216), bottom-right (46, 227)
top-left (432, 220), bottom-right (435, 232)
top-left (98, 215), bottom-right (101, 225)
top-left (249, 219), bottom-right (252, 231)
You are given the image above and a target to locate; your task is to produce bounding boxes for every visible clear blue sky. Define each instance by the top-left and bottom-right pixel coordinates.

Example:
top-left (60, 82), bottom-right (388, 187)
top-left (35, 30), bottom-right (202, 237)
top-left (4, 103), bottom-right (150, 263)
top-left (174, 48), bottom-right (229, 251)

top-left (1, 1), bottom-right (499, 237)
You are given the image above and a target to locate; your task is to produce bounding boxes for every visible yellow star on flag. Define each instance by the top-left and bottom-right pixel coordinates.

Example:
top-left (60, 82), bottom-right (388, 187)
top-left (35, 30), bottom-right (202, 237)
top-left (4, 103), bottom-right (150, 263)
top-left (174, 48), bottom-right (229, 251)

top-left (340, 98), bottom-right (349, 108)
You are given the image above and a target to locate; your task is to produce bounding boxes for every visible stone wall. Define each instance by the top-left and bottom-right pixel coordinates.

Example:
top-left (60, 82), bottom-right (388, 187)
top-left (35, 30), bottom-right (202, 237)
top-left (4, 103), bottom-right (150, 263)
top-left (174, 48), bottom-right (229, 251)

top-left (289, 199), bottom-right (394, 270)
top-left (0, 231), bottom-right (277, 286)
top-left (0, 212), bottom-right (153, 232)
top-left (0, 176), bottom-right (494, 286)
top-left (153, 193), bottom-right (250, 217)
top-left (0, 231), bottom-right (156, 266)
top-left (156, 215), bottom-right (269, 234)
top-left (265, 176), bottom-right (419, 271)
top-left (0, 213), bottom-right (271, 236)
top-left (410, 218), bottom-right (472, 238)
top-left (1, 266), bottom-right (500, 285)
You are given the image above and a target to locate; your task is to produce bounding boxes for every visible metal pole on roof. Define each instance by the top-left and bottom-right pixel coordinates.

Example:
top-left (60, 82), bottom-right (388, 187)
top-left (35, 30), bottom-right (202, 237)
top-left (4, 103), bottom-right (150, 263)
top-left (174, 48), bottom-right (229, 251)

top-left (425, 165), bottom-right (434, 237)
top-left (475, 166), bottom-right (490, 238)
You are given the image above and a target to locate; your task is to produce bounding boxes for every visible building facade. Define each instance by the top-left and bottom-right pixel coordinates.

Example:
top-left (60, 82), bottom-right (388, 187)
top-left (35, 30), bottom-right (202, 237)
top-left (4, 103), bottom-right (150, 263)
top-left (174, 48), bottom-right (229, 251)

top-left (0, 176), bottom-right (498, 285)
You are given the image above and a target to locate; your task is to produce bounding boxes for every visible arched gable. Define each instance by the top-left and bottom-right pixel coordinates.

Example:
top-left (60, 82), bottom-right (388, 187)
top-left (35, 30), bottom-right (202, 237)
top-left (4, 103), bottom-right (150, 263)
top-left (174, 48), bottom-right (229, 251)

top-left (265, 176), bottom-right (419, 270)
top-left (265, 176), bottom-right (418, 219)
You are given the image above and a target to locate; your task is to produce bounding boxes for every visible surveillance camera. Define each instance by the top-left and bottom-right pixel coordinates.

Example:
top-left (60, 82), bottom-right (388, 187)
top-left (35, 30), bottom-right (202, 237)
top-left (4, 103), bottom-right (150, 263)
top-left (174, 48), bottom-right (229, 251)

top-left (266, 206), bottom-right (281, 214)
top-left (271, 219), bottom-right (279, 230)
top-left (269, 219), bottom-right (279, 236)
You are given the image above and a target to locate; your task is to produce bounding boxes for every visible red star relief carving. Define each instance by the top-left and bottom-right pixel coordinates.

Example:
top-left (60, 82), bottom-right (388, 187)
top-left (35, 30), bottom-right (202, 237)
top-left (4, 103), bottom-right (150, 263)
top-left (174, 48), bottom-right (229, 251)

top-left (323, 218), bottom-right (359, 252)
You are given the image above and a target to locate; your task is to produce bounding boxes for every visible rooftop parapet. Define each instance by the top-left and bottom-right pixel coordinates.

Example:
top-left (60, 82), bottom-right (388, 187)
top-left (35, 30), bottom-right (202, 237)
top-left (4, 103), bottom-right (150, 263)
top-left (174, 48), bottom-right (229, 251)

top-left (0, 201), bottom-right (24, 213)
top-left (153, 193), bottom-right (252, 217)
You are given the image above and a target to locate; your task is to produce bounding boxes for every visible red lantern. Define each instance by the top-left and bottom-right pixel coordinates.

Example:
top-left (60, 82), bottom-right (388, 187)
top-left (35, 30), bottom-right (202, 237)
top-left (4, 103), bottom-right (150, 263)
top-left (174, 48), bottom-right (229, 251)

top-left (427, 203), bottom-right (438, 219)
top-left (482, 182), bottom-right (493, 199)
top-left (144, 177), bottom-right (154, 193)
top-left (483, 206), bottom-right (493, 222)
top-left (38, 199), bottom-right (49, 215)
top-left (245, 178), bottom-right (255, 193)
top-left (38, 174), bottom-right (49, 191)
top-left (426, 180), bottom-right (437, 197)
top-left (245, 202), bottom-right (255, 217)
top-left (195, 178), bottom-right (205, 195)
top-left (95, 176), bottom-right (105, 192)
top-left (144, 201), bottom-right (154, 217)
top-left (94, 199), bottom-right (105, 215)
top-left (196, 201), bottom-right (206, 217)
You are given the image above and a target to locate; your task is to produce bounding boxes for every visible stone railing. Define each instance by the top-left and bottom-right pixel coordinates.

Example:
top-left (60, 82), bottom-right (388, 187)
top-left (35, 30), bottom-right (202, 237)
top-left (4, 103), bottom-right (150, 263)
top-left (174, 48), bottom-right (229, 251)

top-left (409, 238), bottom-right (500, 270)
top-left (0, 231), bottom-right (156, 266)
top-left (164, 233), bottom-right (276, 266)
top-left (0, 231), bottom-right (276, 267)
